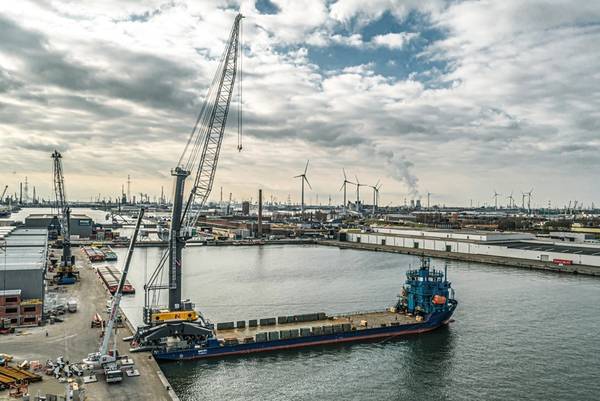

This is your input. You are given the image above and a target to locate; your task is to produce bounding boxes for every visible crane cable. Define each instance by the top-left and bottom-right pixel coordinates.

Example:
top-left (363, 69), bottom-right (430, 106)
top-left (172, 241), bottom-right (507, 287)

top-left (237, 20), bottom-right (243, 152)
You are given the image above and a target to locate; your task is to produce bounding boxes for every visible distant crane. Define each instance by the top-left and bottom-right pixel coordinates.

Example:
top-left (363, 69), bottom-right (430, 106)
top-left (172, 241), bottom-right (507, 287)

top-left (51, 150), bottom-right (75, 281)
top-left (0, 185), bottom-right (7, 203)
top-left (132, 13), bottom-right (244, 349)
top-left (338, 169), bottom-right (355, 213)
top-left (294, 160), bottom-right (311, 216)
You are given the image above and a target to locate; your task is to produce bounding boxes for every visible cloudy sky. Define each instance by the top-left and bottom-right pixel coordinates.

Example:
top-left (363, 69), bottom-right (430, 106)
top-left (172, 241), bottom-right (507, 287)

top-left (0, 0), bottom-right (599, 207)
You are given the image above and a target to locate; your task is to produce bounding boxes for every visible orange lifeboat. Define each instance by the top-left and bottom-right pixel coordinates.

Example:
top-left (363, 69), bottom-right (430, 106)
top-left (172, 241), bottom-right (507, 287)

top-left (432, 295), bottom-right (447, 305)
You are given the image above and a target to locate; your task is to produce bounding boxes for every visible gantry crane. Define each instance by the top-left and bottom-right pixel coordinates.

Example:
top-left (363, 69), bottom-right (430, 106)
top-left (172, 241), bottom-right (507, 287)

top-left (131, 13), bottom-right (243, 348)
top-left (51, 150), bottom-right (76, 283)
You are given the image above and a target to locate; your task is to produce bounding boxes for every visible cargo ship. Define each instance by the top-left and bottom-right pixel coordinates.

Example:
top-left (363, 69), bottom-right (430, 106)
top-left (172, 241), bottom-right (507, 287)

top-left (132, 257), bottom-right (457, 361)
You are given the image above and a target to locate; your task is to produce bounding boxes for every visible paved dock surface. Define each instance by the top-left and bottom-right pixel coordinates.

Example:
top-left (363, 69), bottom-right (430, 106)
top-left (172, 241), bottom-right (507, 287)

top-left (1, 248), bottom-right (173, 401)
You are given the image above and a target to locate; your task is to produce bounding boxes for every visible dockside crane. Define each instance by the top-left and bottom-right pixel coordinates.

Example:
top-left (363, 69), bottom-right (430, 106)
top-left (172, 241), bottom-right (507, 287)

top-left (83, 208), bottom-right (145, 381)
top-left (131, 13), bottom-right (243, 349)
top-left (0, 185), bottom-right (7, 203)
top-left (51, 150), bottom-right (76, 283)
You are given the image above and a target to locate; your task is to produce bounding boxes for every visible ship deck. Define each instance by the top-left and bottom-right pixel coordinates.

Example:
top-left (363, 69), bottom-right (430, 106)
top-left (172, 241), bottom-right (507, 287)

top-left (215, 311), bottom-right (418, 341)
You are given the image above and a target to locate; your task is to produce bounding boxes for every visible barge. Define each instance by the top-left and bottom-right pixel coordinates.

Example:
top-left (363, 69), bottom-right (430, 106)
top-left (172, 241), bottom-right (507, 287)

top-left (97, 265), bottom-right (135, 294)
top-left (131, 257), bottom-right (457, 361)
top-left (82, 246), bottom-right (105, 262)
top-left (100, 246), bottom-right (118, 261)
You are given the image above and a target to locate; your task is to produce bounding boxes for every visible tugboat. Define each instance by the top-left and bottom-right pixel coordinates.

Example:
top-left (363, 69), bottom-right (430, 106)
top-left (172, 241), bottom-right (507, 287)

top-left (132, 257), bottom-right (457, 361)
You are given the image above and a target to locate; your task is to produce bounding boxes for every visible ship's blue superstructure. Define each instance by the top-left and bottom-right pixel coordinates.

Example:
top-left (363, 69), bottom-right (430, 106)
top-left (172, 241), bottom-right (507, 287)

top-left (148, 257), bottom-right (457, 361)
top-left (397, 257), bottom-right (455, 316)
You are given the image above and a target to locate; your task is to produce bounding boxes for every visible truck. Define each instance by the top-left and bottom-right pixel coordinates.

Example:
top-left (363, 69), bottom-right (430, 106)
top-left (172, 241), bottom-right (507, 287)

top-left (67, 299), bottom-right (78, 313)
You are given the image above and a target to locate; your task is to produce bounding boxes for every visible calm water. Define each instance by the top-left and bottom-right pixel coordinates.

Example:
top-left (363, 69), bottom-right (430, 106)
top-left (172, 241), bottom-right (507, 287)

top-left (114, 245), bottom-right (600, 401)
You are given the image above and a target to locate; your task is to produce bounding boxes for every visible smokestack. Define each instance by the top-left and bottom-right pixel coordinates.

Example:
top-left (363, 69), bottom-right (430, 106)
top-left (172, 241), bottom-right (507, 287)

top-left (258, 189), bottom-right (263, 238)
top-left (19, 182), bottom-right (22, 204)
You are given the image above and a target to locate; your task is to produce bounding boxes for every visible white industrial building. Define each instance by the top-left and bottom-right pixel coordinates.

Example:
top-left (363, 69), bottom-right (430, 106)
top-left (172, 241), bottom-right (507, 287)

top-left (344, 226), bottom-right (600, 267)
top-left (0, 227), bottom-right (48, 300)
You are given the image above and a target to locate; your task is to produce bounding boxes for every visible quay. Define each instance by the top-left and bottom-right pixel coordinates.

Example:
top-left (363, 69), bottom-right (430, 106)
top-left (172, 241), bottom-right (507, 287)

top-left (0, 248), bottom-right (175, 401)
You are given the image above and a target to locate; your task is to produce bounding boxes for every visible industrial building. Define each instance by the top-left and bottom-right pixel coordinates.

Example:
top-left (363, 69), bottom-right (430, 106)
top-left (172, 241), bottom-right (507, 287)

top-left (25, 213), bottom-right (93, 238)
top-left (344, 226), bottom-right (600, 268)
top-left (0, 227), bottom-right (47, 326)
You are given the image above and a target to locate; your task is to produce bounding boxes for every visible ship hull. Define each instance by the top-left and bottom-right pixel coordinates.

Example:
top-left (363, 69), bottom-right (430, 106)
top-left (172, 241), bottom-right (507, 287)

top-left (153, 307), bottom-right (456, 361)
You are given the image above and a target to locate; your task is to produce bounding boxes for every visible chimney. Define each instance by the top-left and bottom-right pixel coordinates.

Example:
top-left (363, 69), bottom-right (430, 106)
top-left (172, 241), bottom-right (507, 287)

top-left (258, 189), bottom-right (263, 238)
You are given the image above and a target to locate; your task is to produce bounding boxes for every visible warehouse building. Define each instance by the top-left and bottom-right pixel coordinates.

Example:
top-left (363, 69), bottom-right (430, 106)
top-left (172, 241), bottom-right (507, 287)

top-left (0, 228), bottom-right (47, 326)
top-left (344, 226), bottom-right (600, 268)
top-left (25, 213), bottom-right (94, 238)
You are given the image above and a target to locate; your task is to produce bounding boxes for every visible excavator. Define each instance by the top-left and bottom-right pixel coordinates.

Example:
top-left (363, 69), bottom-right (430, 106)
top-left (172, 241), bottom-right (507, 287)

top-left (130, 13), bottom-right (243, 351)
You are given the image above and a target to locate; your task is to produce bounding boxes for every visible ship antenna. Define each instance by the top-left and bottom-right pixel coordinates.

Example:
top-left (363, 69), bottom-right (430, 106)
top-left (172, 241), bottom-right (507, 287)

top-left (444, 261), bottom-right (448, 282)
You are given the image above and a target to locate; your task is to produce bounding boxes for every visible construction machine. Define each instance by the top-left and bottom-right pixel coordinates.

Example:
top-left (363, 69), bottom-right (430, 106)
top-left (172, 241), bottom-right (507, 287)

top-left (130, 13), bottom-right (243, 351)
top-left (83, 208), bottom-right (144, 378)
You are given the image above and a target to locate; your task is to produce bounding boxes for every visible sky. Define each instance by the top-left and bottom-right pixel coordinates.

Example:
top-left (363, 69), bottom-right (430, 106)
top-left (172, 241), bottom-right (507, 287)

top-left (0, 0), bottom-right (599, 208)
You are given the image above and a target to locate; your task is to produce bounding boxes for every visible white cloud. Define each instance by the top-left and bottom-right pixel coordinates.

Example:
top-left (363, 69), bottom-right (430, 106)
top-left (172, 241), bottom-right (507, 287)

top-left (371, 32), bottom-right (418, 49)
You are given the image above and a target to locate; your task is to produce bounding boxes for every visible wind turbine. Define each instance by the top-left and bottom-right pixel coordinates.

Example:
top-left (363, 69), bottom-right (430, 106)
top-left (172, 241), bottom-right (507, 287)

top-left (294, 160), bottom-right (311, 217)
top-left (339, 169), bottom-right (355, 213)
top-left (355, 175), bottom-right (366, 212)
top-left (526, 188), bottom-right (533, 214)
top-left (507, 191), bottom-right (514, 209)
top-left (493, 190), bottom-right (501, 210)
top-left (370, 180), bottom-right (382, 215)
